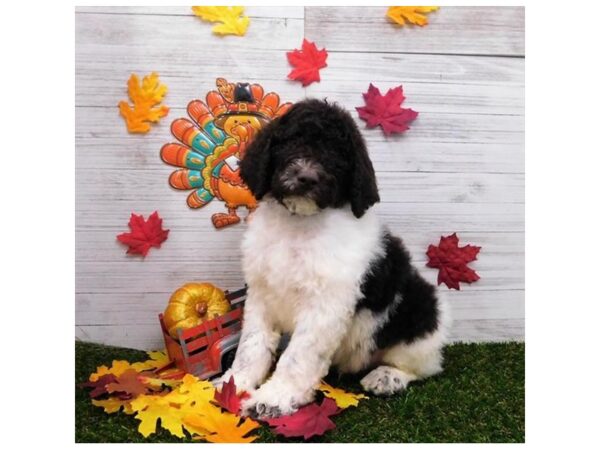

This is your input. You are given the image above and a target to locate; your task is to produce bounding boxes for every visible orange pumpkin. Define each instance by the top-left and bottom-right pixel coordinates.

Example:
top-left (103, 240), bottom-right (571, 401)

top-left (163, 282), bottom-right (230, 339)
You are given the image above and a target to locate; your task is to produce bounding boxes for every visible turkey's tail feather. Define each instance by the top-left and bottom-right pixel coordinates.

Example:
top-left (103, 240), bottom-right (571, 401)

top-left (168, 169), bottom-right (205, 190)
top-left (188, 100), bottom-right (227, 145)
top-left (160, 99), bottom-right (229, 204)
top-left (171, 118), bottom-right (216, 157)
top-left (160, 143), bottom-right (205, 171)
top-left (187, 189), bottom-right (213, 208)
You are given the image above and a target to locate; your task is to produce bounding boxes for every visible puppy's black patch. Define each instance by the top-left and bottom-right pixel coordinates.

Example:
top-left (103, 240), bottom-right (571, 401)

top-left (357, 232), bottom-right (440, 347)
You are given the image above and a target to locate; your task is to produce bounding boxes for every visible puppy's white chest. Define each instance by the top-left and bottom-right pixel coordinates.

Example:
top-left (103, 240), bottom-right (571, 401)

top-left (244, 225), bottom-right (334, 332)
top-left (241, 200), bottom-right (383, 333)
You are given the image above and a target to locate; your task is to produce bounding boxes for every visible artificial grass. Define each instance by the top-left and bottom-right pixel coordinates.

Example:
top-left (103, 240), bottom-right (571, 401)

top-left (75, 340), bottom-right (524, 443)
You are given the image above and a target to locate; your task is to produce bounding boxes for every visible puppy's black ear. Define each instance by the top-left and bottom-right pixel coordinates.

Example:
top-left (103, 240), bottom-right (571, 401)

top-left (239, 119), bottom-right (276, 199)
top-left (349, 126), bottom-right (379, 218)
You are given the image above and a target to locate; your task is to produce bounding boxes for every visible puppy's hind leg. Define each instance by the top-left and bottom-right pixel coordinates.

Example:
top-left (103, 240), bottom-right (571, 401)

top-left (360, 365), bottom-right (417, 396)
top-left (361, 327), bottom-right (446, 396)
top-left (361, 294), bottom-right (450, 396)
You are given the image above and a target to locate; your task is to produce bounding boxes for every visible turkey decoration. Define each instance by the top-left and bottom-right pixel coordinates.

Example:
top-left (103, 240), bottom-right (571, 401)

top-left (160, 78), bottom-right (293, 228)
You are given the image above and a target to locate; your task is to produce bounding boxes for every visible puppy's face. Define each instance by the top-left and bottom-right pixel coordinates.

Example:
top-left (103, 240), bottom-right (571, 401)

top-left (240, 99), bottom-right (380, 218)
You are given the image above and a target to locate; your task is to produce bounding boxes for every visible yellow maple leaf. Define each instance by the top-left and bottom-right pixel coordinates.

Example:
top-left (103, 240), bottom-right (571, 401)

top-left (92, 397), bottom-right (135, 415)
top-left (387, 6), bottom-right (439, 27)
top-left (118, 72), bottom-right (169, 133)
top-left (184, 409), bottom-right (260, 443)
top-left (128, 374), bottom-right (218, 438)
top-left (191, 6), bottom-right (250, 36)
top-left (89, 360), bottom-right (132, 382)
top-left (318, 381), bottom-right (368, 409)
top-left (131, 350), bottom-right (170, 372)
top-left (130, 390), bottom-right (193, 438)
top-left (176, 373), bottom-right (216, 402)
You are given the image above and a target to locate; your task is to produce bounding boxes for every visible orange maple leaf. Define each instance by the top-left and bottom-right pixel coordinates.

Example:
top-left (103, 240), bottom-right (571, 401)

top-left (118, 72), bottom-right (169, 133)
top-left (185, 408), bottom-right (261, 443)
top-left (387, 6), bottom-right (439, 27)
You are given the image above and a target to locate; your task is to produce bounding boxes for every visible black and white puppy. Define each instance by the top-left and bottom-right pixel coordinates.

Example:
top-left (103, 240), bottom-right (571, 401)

top-left (216, 99), bottom-right (449, 419)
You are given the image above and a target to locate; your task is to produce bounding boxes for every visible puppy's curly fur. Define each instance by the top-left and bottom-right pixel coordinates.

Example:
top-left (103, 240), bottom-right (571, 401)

top-left (215, 99), bottom-right (449, 419)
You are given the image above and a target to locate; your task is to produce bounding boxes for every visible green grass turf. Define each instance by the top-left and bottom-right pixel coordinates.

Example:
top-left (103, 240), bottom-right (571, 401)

top-left (75, 341), bottom-right (524, 443)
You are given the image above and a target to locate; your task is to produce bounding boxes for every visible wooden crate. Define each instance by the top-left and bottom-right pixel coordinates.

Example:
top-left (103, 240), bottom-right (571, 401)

top-left (157, 287), bottom-right (247, 379)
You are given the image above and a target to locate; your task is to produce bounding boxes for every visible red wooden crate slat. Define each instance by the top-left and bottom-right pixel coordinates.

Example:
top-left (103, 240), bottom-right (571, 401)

top-left (179, 308), bottom-right (242, 340)
top-left (186, 334), bottom-right (210, 353)
top-left (222, 322), bottom-right (241, 334)
top-left (187, 350), bottom-right (210, 366)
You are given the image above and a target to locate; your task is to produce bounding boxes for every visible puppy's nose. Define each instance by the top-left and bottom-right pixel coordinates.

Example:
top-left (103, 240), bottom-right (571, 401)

top-left (296, 172), bottom-right (318, 187)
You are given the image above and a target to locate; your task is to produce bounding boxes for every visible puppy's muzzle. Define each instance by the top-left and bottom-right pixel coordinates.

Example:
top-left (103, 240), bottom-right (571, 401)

top-left (280, 159), bottom-right (322, 195)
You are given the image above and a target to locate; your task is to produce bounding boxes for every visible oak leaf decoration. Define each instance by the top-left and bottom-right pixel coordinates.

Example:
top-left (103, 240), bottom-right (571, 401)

top-left (387, 6), bottom-right (439, 27)
top-left (192, 6), bottom-right (250, 36)
top-left (118, 72), bottom-right (169, 133)
top-left (426, 233), bottom-right (481, 290)
top-left (117, 211), bottom-right (169, 257)
top-left (287, 39), bottom-right (328, 86)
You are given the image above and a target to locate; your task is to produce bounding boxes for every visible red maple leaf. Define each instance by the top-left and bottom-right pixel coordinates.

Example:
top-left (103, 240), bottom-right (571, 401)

top-left (356, 83), bottom-right (419, 136)
top-left (106, 369), bottom-right (151, 400)
top-left (264, 397), bottom-right (339, 440)
top-left (79, 374), bottom-right (118, 398)
top-left (213, 376), bottom-right (250, 414)
top-left (287, 39), bottom-right (328, 86)
top-left (426, 233), bottom-right (481, 290)
top-left (117, 211), bottom-right (169, 257)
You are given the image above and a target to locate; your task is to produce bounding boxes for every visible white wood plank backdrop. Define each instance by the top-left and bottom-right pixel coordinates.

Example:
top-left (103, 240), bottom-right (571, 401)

top-left (75, 6), bottom-right (524, 350)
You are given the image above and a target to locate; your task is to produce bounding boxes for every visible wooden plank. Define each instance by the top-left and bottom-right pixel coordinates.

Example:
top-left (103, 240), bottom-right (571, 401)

top-left (75, 105), bottom-right (524, 146)
top-left (75, 106), bottom-right (524, 174)
top-left (76, 287), bottom-right (523, 326)
top-left (75, 127), bottom-right (524, 174)
top-left (77, 324), bottom-right (166, 350)
top-left (75, 198), bottom-right (523, 232)
top-left (449, 319), bottom-right (523, 343)
top-left (76, 168), bottom-right (523, 205)
top-left (305, 6), bottom-right (525, 56)
top-left (75, 254), bottom-right (523, 294)
top-left (75, 6), bottom-right (305, 20)
top-left (76, 229), bottom-right (523, 262)
top-left (305, 52), bottom-right (524, 86)
top-left (76, 53), bottom-right (524, 109)
top-left (75, 11), bottom-right (303, 53)
top-left (308, 80), bottom-right (524, 116)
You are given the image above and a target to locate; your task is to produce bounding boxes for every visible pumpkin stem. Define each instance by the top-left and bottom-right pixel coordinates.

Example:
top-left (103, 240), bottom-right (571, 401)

top-left (195, 301), bottom-right (208, 317)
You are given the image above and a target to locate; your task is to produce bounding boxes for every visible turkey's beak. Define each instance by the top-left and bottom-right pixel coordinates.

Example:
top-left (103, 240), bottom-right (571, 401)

top-left (232, 123), bottom-right (255, 143)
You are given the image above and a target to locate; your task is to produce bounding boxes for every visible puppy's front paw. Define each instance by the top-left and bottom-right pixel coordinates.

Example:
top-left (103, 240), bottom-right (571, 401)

top-left (212, 369), bottom-right (256, 393)
top-left (241, 380), bottom-right (313, 419)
